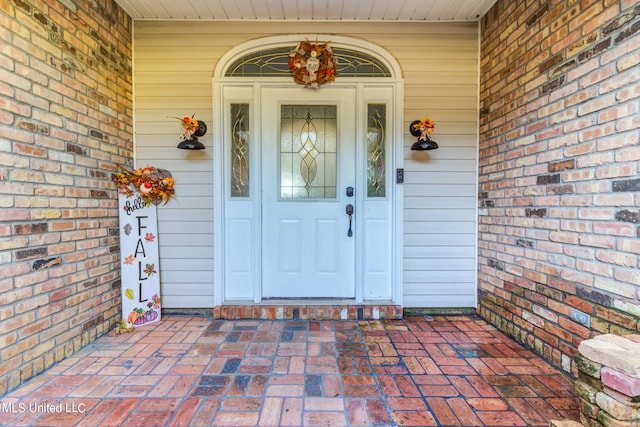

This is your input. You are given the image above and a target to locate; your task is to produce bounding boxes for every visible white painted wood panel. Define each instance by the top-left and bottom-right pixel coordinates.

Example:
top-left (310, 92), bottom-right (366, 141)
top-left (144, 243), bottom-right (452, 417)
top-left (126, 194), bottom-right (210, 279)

top-left (404, 221), bottom-right (476, 234)
top-left (136, 147), bottom-right (212, 158)
top-left (162, 295), bottom-right (215, 308)
top-left (118, 0), bottom-right (498, 22)
top-left (161, 271), bottom-right (213, 283)
top-left (404, 171), bottom-right (477, 184)
top-left (225, 218), bottom-right (255, 299)
top-left (404, 245), bottom-right (476, 258)
top-left (156, 222), bottom-right (214, 235)
top-left (156, 233), bottom-right (211, 247)
top-left (404, 209), bottom-right (476, 221)
top-left (404, 258), bottom-right (475, 271)
top-left (404, 270), bottom-right (475, 283)
top-left (154, 196), bottom-right (212, 209)
top-left (404, 184), bottom-right (476, 197)
top-left (164, 184), bottom-right (213, 197)
top-left (159, 245), bottom-right (214, 258)
top-left (405, 282), bottom-right (476, 295)
top-left (159, 258), bottom-right (212, 270)
top-left (406, 197), bottom-right (476, 210)
top-left (133, 20), bottom-right (478, 308)
top-left (405, 233), bottom-right (475, 246)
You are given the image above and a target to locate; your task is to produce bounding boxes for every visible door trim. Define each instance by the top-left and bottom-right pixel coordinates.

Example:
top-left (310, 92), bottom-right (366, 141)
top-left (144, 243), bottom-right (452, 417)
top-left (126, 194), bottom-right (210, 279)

top-left (213, 35), bottom-right (404, 306)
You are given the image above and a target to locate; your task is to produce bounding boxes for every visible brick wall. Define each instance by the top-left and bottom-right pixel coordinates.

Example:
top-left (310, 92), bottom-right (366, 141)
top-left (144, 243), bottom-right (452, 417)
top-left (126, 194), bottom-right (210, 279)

top-left (0, 0), bottom-right (132, 394)
top-left (478, 0), bottom-right (640, 375)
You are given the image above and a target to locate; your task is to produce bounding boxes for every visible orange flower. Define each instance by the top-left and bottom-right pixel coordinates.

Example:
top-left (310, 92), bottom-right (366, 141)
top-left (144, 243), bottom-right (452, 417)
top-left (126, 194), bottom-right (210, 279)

top-left (412, 115), bottom-right (436, 136)
top-left (179, 116), bottom-right (199, 140)
top-left (181, 117), bottom-right (198, 129)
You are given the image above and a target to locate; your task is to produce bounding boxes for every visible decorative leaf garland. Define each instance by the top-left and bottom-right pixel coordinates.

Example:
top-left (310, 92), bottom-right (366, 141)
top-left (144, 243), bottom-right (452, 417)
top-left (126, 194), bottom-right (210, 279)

top-left (288, 40), bottom-right (337, 88)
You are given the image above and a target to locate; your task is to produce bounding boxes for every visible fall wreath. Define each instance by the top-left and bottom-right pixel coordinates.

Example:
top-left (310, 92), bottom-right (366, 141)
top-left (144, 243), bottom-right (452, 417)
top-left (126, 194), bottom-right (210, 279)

top-left (288, 40), bottom-right (337, 88)
top-left (112, 165), bottom-right (175, 207)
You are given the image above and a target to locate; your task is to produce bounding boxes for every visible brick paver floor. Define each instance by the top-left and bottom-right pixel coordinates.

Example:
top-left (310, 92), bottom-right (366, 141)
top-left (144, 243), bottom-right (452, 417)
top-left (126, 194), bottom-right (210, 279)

top-left (0, 315), bottom-right (580, 426)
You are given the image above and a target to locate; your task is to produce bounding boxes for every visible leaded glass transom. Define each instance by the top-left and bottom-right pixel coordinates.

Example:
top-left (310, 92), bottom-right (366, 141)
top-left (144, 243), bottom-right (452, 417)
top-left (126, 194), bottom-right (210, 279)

top-left (230, 103), bottom-right (250, 197)
top-left (225, 46), bottom-right (391, 78)
top-left (367, 104), bottom-right (386, 197)
top-left (280, 105), bottom-right (337, 199)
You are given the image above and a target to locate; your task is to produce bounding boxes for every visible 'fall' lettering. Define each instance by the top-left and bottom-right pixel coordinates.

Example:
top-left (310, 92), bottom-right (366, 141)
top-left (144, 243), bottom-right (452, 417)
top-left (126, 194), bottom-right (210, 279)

top-left (138, 262), bottom-right (147, 281)
top-left (134, 239), bottom-right (146, 257)
top-left (136, 216), bottom-right (148, 235)
top-left (123, 197), bottom-right (145, 215)
top-left (139, 281), bottom-right (148, 303)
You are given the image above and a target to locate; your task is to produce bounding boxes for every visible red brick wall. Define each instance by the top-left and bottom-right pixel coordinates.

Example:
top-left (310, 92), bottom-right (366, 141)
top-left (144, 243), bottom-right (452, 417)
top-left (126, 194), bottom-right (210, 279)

top-left (478, 0), bottom-right (640, 375)
top-left (0, 0), bottom-right (132, 394)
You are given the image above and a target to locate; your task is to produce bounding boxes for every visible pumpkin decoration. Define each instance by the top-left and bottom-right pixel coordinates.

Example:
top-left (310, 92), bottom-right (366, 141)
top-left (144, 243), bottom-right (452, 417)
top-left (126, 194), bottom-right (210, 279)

top-left (127, 307), bottom-right (159, 326)
top-left (128, 309), bottom-right (141, 325)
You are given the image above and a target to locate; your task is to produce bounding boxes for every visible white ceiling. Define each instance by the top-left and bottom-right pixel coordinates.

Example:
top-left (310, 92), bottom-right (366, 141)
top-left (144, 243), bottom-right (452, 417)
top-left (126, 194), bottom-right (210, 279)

top-left (115, 0), bottom-right (497, 22)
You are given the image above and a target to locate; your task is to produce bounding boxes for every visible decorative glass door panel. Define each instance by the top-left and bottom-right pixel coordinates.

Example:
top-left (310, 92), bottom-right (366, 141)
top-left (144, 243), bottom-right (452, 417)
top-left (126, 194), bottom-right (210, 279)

top-left (262, 88), bottom-right (356, 298)
top-left (280, 105), bottom-right (337, 199)
top-left (231, 103), bottom-right (250, 197)
top-left (367, 104), bottom-right (386, 197)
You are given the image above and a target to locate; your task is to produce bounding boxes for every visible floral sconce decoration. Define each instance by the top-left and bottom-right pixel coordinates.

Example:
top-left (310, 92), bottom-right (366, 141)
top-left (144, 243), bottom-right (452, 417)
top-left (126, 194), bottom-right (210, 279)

top-left (410, 114), bottom-right (439, 151)
top-left (288, 39), bottom-right (337, 88)
top-left (112, 165), bottom-right (175, 206)
top-left (177, 115), bottom-right (207, 150)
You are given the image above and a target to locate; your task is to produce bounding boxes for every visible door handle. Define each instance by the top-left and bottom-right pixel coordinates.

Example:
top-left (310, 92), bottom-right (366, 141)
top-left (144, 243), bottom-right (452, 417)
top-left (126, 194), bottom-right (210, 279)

top-left (346, 204), bottom-right (354, 237)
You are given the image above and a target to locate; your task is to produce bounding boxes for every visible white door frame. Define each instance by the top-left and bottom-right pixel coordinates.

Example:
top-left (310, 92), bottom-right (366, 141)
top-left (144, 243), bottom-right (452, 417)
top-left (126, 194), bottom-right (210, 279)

top-left (212, 35), bottom-right (404, 306)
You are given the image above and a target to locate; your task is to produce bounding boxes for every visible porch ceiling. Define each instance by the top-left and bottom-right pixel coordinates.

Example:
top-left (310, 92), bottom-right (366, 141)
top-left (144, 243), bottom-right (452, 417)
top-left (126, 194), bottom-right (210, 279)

top-left (115, 0), bottom-right (497, 22)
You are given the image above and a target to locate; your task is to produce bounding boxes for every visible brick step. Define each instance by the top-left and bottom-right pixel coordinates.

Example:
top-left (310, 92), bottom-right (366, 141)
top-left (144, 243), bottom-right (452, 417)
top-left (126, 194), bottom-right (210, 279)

top-left (212, 304), bottom-right (403, 320)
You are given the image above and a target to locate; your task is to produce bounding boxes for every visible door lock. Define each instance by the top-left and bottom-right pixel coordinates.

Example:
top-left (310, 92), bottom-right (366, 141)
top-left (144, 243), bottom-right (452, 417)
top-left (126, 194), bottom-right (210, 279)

top-left (346, 204), bottom-right (354, 237)
top-left (346, 186), bottom-right (354, 197)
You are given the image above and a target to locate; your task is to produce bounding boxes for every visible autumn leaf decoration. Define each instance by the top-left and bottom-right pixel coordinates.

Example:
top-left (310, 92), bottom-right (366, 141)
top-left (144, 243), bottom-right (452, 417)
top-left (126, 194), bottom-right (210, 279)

top-left (288, 39), bottom-right (337, 88)
top-left (112, 165), bottom-right (175, 207)
top-left (144, 264), bottom-right (157, 276)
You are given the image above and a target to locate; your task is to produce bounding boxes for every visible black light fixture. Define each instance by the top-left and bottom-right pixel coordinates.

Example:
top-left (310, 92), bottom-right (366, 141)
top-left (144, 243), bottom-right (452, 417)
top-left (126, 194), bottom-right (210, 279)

top-left (177, 120), bottom-right (207, 150)
top-left (409, 119), bottom-right (439, 151)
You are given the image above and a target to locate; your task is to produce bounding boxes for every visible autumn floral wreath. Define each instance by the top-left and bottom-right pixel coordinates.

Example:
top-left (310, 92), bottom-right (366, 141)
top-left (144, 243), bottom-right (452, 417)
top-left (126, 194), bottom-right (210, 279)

top-left (112, 165), bottom-right (175, 206)
top-left (288, 39), bottom-right (337, 88)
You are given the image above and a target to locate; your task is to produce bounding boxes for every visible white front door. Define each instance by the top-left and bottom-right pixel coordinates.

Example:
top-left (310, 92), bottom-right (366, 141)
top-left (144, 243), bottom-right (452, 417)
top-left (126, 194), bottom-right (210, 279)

top-left (261, 87), bottom-right (356, 298)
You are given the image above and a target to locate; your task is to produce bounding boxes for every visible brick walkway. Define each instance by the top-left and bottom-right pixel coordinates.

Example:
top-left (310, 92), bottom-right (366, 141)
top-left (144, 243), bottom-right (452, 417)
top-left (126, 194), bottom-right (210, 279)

top-left (0, 315), bottom-right (580, 426)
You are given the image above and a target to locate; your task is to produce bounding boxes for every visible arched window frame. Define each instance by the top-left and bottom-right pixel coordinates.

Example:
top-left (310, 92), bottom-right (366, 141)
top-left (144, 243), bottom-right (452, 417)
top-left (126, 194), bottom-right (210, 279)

top-left (214, 35), bottom-right (403, 81)
top-left (225, 45), bottom-right (392, 78)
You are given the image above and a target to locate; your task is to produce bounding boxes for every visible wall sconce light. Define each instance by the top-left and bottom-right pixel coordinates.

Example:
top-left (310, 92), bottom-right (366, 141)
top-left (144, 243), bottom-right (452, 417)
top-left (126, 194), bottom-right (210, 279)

top-left (409, 117), bottom-right (439, 151)
top-left (177, 120), bottom-right (207, 150)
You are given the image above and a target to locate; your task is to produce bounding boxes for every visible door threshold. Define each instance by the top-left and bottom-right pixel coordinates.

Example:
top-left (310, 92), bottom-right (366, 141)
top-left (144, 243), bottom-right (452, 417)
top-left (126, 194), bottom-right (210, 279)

top-left (213, 302), bottom-right (401, 320)
top-left (260, 298), bottom-right (359, 305)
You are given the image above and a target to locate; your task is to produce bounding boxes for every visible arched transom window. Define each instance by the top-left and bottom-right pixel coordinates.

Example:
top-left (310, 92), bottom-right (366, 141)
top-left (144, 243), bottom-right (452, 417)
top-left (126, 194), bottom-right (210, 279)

top-left (225, 46), bottom-right (392, 78)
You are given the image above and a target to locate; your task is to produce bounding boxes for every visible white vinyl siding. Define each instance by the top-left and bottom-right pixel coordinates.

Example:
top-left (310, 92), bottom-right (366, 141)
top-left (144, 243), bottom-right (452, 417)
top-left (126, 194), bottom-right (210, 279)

top-left (133, 21), bottom-right (478, 308)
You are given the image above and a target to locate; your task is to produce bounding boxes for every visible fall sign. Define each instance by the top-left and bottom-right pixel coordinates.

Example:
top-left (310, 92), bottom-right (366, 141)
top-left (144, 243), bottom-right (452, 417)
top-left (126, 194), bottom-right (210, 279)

top-left (118, 193), bottom-right (161, 327)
